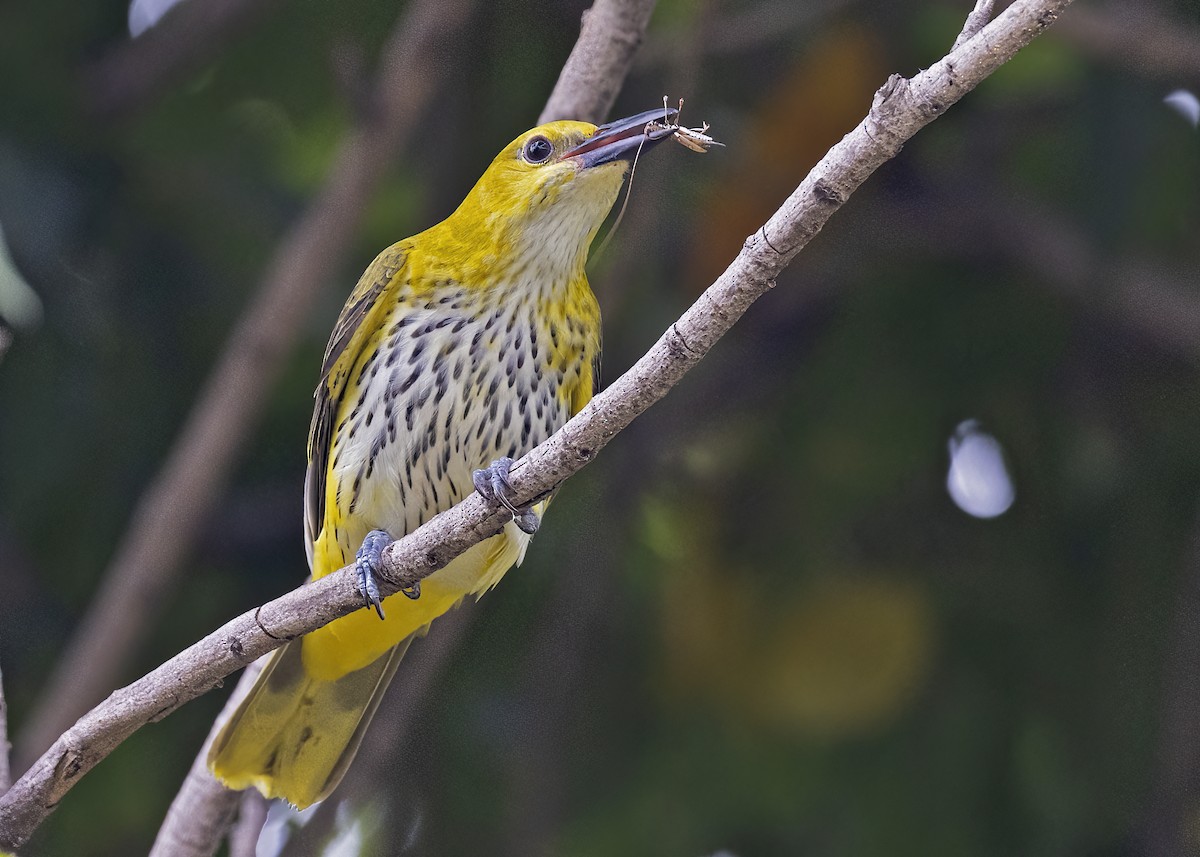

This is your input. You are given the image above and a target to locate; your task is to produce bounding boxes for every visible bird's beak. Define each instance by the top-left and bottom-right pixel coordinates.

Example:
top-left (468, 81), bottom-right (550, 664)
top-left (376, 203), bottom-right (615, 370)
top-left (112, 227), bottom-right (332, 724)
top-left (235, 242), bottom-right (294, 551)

top-left (565, 107), bottom-right (680, 169)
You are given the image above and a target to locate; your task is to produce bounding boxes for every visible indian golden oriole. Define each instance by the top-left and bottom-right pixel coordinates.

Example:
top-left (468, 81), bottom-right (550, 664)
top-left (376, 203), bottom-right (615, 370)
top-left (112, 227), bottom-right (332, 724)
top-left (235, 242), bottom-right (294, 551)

top-left (208, 108), bottom-right (677, 808)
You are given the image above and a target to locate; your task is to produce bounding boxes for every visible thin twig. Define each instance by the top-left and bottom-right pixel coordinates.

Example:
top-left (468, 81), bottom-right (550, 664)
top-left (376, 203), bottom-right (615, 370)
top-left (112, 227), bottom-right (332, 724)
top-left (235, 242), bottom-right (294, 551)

top-left (0, 0), bottom-right (1074, 847)
top-left (952, 0), bottom-right (993, 50)
top-left (16, 0), bottom-right (473, 771)
top-left (539, 0), bottom-right (658, 124)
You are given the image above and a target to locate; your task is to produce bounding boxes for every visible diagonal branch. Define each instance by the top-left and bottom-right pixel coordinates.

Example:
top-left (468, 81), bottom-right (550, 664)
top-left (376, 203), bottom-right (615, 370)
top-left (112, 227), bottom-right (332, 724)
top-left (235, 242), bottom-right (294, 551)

top-left (0, 0), bottom-right (1074, 847)
top-left (17, 0), bottom-right (473, 770)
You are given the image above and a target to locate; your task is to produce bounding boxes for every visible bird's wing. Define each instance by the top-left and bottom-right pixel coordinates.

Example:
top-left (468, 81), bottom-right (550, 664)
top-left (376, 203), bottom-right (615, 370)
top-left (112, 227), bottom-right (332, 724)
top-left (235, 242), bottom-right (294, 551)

top-left (589, 333), bottom-right (603, 403)
top-left (571, 331), bottom-right (602, 417)
top-left (304, 243), bottom-right (409, 568)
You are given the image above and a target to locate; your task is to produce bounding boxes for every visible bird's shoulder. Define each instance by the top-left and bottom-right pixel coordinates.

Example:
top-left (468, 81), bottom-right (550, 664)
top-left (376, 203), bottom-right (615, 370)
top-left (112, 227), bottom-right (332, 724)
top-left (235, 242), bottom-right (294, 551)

top-left (317, 242), bottom-right (413, 386)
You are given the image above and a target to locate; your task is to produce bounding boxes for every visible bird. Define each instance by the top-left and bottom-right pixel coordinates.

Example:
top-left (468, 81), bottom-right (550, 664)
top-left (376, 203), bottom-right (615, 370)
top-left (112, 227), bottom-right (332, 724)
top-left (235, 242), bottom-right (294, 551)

top-left (207, 107), bottom-right (678, 809)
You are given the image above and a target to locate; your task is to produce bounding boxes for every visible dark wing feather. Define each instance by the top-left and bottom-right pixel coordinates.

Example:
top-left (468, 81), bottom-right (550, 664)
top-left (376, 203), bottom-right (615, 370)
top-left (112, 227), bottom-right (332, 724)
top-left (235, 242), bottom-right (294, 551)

top-left (304, 244), bottom-right (408, 567)
top-left (590, 331), bottom-right (603, 400)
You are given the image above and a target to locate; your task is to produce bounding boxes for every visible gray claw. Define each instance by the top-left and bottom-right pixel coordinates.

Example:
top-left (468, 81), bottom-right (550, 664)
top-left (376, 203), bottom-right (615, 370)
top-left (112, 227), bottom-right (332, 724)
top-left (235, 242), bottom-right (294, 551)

top-left (473, 456), bottom-right (540, 533)
top-left (355, 529), bottom-right (393, 619)
top-left (514, 508), bottom-right (540, 535)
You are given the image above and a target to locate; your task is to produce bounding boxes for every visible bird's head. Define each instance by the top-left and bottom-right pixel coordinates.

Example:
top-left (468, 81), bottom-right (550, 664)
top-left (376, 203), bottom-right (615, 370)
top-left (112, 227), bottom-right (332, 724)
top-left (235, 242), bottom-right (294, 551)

top-left (437, 109), bottom-right (677, 276)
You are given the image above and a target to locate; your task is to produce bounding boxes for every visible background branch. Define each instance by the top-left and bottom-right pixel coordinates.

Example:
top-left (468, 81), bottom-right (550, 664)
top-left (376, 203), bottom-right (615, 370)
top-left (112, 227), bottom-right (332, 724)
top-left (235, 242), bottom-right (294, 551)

top-left (147, 660), bottom-right (265, 857)
top-left (538, 0), bottom-right (657, 124)
top-left (16, 0), bottom-right (473, 770)
top-left (227, 792), bottom-right (270, 857)
top-left (981, 201), bottom-right (1200, 364)
top-left (0, 0), bottom-right (1074, 847)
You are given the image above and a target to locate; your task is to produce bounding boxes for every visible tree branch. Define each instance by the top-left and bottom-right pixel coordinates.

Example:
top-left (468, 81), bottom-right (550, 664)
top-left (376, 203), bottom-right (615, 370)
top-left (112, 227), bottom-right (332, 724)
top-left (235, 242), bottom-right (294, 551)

top-left (538, 0), bottom-right (658, 124)
top-left (17, 0), bottom-right (473, 771)
top-left (0, 0), bottom-right (1074, 847)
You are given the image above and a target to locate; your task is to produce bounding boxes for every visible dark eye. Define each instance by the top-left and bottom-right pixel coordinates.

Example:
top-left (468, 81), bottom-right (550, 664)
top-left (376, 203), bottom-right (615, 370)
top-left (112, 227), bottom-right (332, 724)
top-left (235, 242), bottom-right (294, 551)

top-left (522, 136), bottom-right (553, 164)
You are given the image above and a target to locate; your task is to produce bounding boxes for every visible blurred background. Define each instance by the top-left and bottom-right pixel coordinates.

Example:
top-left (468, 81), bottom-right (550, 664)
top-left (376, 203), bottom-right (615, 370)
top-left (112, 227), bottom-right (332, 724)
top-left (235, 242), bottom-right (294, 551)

top-left (2, 0), bottom-right (1199, 854)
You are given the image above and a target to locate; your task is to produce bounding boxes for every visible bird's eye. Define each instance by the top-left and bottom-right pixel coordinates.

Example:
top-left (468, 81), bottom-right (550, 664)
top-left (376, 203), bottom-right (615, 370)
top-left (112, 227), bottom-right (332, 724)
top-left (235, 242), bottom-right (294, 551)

top-left (522, 136), bottom-right (554, 164)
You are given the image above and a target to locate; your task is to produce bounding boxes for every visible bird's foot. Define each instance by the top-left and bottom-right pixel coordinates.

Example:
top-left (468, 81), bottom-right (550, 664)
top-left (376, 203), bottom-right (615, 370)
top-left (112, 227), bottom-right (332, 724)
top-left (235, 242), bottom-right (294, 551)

top-left (355, 529), bottom-right (420, 620)
top-left (472, 456), bottom-right (540, 535)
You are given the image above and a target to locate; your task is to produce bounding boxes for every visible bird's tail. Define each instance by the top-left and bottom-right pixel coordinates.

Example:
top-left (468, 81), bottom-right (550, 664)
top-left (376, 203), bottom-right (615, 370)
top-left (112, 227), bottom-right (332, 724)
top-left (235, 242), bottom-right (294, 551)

top-left (207, 636), bottom-right (411, 809)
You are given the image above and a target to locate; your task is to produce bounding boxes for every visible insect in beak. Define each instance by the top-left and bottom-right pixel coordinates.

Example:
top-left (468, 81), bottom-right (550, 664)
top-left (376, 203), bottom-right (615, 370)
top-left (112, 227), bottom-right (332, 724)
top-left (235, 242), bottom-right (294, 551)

top-left (564, 108), bottom-right (681, 168)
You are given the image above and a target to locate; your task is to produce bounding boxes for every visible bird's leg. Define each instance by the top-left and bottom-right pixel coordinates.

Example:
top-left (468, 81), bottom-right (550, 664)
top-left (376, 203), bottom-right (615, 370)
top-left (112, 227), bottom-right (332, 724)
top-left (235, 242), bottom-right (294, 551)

top-left (355, 530), bottom-right (390, 619)
top-left (472, 457), bottom-right (540, 535)
top-left (355, 529), bottom-right (420, 621)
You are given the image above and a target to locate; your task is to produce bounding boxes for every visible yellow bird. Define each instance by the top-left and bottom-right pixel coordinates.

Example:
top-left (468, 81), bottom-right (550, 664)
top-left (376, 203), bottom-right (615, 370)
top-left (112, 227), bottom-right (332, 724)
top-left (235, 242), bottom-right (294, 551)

top-left (208, 108), bottom-right (677, 809)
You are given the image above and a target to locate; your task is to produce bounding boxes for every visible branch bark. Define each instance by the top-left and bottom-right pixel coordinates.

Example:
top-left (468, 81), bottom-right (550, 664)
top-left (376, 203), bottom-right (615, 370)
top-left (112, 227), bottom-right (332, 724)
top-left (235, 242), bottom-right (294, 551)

top-left (227, 790), bottom-right (270, 857)
top-left (17, 0), bottom-right (473, 771)
top-left (0, 0), bottom-right (1074, 847)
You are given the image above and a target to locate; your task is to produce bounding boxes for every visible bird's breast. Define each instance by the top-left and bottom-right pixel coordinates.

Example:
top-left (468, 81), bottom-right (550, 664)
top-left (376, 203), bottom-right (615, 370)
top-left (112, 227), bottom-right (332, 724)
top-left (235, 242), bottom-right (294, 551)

top-left (322, 274), bottom-right (599, 562)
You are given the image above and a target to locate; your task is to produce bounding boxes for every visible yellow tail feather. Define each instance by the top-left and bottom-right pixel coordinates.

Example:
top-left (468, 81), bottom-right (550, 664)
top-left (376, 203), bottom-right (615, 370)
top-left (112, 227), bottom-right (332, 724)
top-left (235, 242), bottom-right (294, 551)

top-left (208, 528), bottom-right (529, 808)
top-left (208, 637), bottom-right (411, 809)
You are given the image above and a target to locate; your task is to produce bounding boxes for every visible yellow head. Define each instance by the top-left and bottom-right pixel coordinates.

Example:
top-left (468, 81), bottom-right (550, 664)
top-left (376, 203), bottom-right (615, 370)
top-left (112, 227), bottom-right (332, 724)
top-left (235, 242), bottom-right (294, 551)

top-left (428, 109), bottom-right (677, 275)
